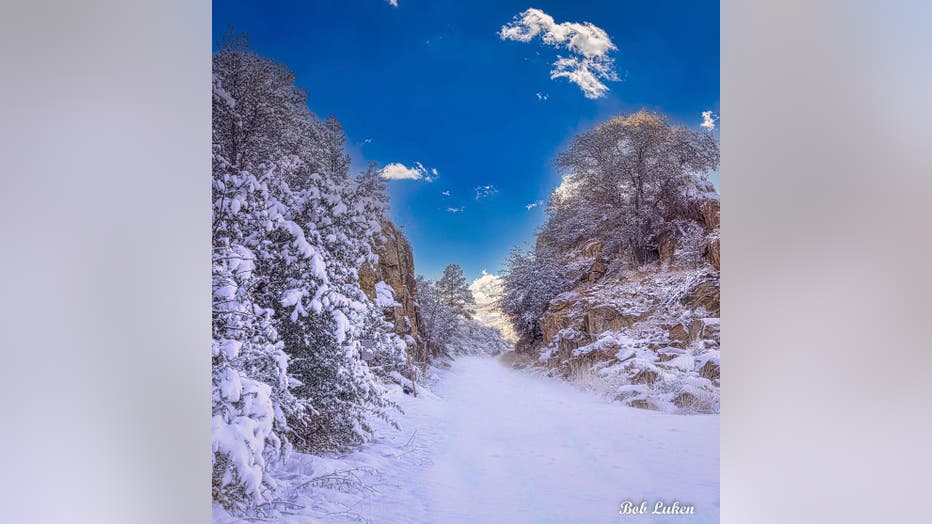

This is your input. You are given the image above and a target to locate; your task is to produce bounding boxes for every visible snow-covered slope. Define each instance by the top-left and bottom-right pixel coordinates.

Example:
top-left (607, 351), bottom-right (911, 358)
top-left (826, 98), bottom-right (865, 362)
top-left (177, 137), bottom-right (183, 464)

top-left (214, 356), bottom-right (719, 523)
top-left (517, 188), bottom-right (722, 414)
top-left (538, 265), bottom-right (721, 413)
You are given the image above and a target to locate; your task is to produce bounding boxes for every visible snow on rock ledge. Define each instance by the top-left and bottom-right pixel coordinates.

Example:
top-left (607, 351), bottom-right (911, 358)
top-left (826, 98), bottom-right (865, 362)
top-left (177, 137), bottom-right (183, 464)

top-left (535, 266), bottom-right (720, 414)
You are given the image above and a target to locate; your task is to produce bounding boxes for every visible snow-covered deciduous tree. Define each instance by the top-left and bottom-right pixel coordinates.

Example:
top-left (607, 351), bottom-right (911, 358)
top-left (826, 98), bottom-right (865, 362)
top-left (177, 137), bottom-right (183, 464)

top-left (309, 115), bottom-right (352, 180)
top-left (416, 275), bottom-right (459, 355)
top-left (500, 247), bottom-right (571, 347)
top-left (212, 32), bottom-right (314, 177)
top-left (546, 109), bottom-right (719, 264)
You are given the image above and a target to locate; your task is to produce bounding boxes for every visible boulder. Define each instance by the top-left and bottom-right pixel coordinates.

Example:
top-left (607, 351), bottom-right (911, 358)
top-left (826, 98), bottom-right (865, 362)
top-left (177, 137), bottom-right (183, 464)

top-left (699, 359), bottom-right (720, 381)
top-left (695, 198), bottom-right (720, 231)
top-left (584, 304), bottom-right (637, 334)
top-left (681, 274), bottom-right (720, 316)
top-left (666, 323), bottom-right (690, 345)
top-left (688, 318), bottom-right (720, 346)
top-left (586, 259), bottom-right (607, 282)
top-left (702, 234), bottom-right (720, 270)
top-left (630, 368), bottom-right (660, 385)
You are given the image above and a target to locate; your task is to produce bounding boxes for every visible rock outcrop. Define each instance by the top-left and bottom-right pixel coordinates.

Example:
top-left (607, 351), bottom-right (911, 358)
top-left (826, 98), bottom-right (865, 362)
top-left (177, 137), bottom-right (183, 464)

top-left (527, 199), bottom-right (721, 413)
top-left (359, 220), bottom-right (426, 360)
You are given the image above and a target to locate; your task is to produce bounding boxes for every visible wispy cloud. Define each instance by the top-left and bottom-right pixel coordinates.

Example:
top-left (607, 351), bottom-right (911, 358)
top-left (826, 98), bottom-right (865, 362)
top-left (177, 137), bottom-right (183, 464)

top-left (422, 163), bottom-right (438, 182)
top-left (500, 8), bottom-right (619, 99)
top-left (447, 206), bottom-right (464, 213)
top-left (701, 110), bottom-right (719, 130)
top-left (536, 92), bottom-right (549, 101)
top-left (380, 162), bottom-right (438, 182)
top-left (475, 185), bottom-right (499, 200)
top-left (525, 200), bottom-right (544, 210)
top-left (363, 137), bottom-right (372, 144)
top-left (441, 190), bottom-right (451, 197)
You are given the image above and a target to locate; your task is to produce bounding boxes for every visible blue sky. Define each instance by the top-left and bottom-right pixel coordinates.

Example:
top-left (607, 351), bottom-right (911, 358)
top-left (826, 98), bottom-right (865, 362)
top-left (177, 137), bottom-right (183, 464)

top-left (213, 0), bottom-right (719, 281)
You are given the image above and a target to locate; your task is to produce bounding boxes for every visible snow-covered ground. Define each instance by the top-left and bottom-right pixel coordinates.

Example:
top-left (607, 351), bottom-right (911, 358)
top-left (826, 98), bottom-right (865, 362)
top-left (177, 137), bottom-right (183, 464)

top-left (214, 355), bottom-right (719, 523)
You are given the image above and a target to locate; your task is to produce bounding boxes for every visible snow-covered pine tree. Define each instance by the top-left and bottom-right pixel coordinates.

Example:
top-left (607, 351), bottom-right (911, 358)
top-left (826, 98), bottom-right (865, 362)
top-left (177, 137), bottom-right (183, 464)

top-left (213, 32), bottom-right (406, 457)
top-left (435, 264), bottom-right (475, 318)
top-left (351, 164), bottom-right (409, 378)
top-left (269, 156), bottom-right (402, 453)
top-left (212, 79), bottom-right (303, 509)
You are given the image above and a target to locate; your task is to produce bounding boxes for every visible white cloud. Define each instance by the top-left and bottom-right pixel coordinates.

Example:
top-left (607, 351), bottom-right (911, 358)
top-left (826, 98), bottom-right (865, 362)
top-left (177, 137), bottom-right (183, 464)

top-left (469, 271), bottom-right (518, 341)
top-left (447, 206), bottom-right (464, 213)
top-left (551, 56), bottom-right (615, 99)
top-left (701, 110), bottom-right (719, 130)
top-left (363, 137), bottom-right (372, 144)
top-left (380, 162), bottom-right (423, 180)
top-left (387, 0), bottom-right (398, 7)
top-left (536, 92), bottom-right (549, 101)
top-left (469, 270), bottom-right (504, 306)
top-left (475, 184), bottom-right (498, 200)
top-left (525, 200), bottom-right (544, 210)
top-left (500, 8), bottom-right (619, 99)
top-left (380, 162), bottom-right (437, 182)
top-left (441, 190), bottom-right (451, 197)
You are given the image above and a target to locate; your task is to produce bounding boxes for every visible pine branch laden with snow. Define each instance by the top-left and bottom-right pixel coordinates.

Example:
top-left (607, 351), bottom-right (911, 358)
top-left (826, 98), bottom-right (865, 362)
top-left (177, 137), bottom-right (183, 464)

top-left (212, 163), bottom-right (302, 511)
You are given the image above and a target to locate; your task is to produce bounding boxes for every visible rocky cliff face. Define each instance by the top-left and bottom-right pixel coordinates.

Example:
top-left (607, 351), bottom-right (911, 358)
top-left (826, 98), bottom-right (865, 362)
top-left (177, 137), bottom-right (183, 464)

top-left (528, 198), bottom-right (721, 413)
top-left (359, 220), bottom-right (426, 361)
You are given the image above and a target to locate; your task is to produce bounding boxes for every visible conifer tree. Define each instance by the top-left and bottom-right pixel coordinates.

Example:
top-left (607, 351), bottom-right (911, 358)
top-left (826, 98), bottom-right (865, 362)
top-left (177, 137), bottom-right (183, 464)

top-left (212, 32), bottom-right (411, 508)
top-left (435, 264), bottom-right (475, 318)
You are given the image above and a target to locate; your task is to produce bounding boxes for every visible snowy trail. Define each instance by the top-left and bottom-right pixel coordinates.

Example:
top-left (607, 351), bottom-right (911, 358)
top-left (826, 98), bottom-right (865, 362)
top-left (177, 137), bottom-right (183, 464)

top-left (421, 356), bottom-right (719, 524)
top-left (219, 355), bottom-right (718, 523)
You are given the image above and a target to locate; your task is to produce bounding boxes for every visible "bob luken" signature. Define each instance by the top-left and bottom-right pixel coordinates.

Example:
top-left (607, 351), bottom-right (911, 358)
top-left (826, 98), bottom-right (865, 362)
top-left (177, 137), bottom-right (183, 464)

top-left (619, 500), bottom-right (696, 516)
